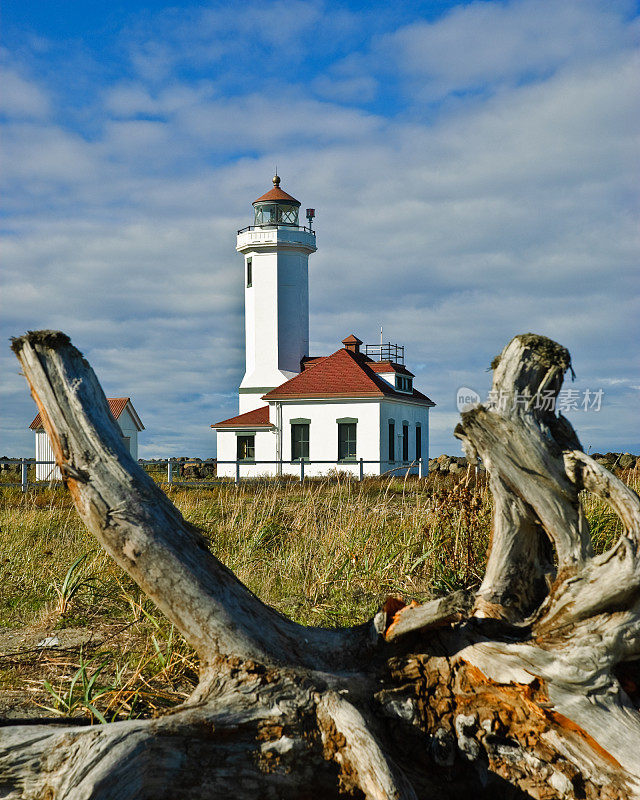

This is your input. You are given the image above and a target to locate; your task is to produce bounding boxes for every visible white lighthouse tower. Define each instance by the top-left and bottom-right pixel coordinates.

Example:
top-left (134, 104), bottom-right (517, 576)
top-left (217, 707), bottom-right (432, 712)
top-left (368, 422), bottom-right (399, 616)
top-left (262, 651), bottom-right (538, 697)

top-left (236, 175), bottom-right (317, 413)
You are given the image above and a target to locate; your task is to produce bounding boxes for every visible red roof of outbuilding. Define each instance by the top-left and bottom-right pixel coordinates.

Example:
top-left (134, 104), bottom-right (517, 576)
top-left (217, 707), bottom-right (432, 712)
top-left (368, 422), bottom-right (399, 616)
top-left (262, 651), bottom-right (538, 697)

top-left (212, 405), bottom-right (274, 429)
top-left (30, 397), bottom-right (144, 430)
top-left (262, 347), bottom-right (434, 405)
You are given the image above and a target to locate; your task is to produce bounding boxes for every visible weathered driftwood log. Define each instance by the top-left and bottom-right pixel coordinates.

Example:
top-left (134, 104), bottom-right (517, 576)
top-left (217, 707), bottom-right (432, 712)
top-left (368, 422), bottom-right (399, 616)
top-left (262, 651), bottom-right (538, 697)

top-left (2, 330), bottom-right (639, 799)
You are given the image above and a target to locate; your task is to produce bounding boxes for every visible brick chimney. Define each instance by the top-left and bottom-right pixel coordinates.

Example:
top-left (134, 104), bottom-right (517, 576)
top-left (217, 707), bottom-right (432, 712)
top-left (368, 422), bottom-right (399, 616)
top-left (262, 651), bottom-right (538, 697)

top-left (342, 334), bottom-right (363, 354)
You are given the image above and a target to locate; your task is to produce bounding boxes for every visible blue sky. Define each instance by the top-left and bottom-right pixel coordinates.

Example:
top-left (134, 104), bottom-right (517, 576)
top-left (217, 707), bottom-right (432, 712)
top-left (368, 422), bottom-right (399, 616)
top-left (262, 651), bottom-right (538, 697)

top-left (1, 0), bottom-right (639, 458)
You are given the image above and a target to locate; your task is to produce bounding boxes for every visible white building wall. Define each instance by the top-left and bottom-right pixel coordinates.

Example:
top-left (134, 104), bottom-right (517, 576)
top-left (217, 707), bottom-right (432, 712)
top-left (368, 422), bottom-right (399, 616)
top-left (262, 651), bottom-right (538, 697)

top-left (280, 399), bottom-right (382, 477)
top-left (237, 227), bottom-right (316, 413)
top-left (34, 409), bottom-right (141, 480)
top-left (277, 251), bottom-right (309, 374)
top-left (35, 431), bottom-right (61, 480)
top-left (216, 428), bottom-right (277, 478)
top-left (117, 408), bottom-right (139, 460)
top-left (216, 398), bottom-right (430, 480)
top-left (379, 400), bottom-right (430, 476)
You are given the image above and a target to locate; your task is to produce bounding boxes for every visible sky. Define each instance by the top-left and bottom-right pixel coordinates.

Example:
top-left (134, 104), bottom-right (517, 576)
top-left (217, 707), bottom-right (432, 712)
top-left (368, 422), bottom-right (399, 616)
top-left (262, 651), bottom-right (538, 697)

top-left (1, 0), bottom-right (639, 458)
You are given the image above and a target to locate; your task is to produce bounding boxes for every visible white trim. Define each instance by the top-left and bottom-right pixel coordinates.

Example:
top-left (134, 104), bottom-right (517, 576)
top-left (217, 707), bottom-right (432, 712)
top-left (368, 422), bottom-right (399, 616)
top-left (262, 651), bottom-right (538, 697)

top-left (267, 396), bottom-right (434, 408)
top-left (121, 400), bottom-right (145, 431)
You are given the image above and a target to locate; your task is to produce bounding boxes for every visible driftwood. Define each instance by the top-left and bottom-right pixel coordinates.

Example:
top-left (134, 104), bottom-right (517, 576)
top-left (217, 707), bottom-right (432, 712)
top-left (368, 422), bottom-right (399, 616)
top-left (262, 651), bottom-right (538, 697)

top-left (2, 330), bottom-right (639, 799)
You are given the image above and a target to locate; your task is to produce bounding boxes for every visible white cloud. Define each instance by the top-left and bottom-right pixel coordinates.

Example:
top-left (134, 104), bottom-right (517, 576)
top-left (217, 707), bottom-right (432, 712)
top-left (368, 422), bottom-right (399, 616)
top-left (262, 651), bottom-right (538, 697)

top-left (1, 0), bottom-right (638, 458)
top-left (0, 66), bottom-right (51, 118)
top-left (381, 0), bottom-right (638, 100)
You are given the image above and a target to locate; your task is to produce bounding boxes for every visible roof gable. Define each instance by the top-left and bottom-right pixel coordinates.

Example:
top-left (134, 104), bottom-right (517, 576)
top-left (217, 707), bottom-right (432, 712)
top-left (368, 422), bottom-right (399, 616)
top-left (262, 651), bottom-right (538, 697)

top-left (368, 361), bottom-right (415, 378)
top-left (212, 405), bottom-right (274, 429)
top-left (262, 348), bottom-right (434, 405)
top-left (30, 397), bottom-right (144, 431)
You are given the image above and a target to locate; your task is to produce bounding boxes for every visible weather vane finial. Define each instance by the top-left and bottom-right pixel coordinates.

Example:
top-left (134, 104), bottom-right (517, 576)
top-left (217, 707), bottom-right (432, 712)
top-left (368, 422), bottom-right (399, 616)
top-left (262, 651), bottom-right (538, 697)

top-left (273, 166), bottom-right (280, 187)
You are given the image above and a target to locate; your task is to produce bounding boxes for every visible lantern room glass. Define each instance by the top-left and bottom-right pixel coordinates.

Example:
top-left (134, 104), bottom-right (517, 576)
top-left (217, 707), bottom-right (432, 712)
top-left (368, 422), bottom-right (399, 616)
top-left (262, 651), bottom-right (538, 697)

top-left (253, 203), bottom-right (299, 227)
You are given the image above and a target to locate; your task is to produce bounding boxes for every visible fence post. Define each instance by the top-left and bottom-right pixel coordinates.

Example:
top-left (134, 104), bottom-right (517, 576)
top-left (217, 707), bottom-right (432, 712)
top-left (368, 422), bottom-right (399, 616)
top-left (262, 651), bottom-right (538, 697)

top-left (299, 460), bottom-right (305, 484)
top-left (235, 460), bottom-right (240, 486)
top-left (359, 458), bottom-right (364, 481)
top-left (419, 457), bottom-right (424, 478)
top-left (167, 458), bottom-right (173, 484)
top-left (21, 458), bottom-right (28, 493)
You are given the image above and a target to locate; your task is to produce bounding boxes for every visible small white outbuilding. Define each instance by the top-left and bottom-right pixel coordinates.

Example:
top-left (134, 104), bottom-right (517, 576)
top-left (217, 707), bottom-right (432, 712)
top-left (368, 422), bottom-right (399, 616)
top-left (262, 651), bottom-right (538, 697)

top-left (30, 397), bottom-right (144, 480)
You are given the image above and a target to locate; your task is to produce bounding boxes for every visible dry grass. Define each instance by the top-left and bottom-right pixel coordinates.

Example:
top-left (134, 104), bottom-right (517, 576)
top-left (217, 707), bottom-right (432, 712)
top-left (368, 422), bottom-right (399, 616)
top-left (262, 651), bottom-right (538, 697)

top-left (0, 468), bottom-right (636, 722)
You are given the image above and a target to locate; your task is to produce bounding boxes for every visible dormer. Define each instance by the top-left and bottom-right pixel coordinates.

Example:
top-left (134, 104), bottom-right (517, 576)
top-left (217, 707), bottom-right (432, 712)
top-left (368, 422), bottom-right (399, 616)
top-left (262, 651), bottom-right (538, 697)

top-left (370, 361), bottom-right (414, 393)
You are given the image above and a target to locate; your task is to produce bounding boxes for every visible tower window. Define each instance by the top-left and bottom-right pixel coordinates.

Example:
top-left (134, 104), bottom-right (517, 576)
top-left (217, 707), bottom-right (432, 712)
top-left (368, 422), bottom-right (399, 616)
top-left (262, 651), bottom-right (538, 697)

top-left (237, 435), bottom-right (255, 461)
top-left (338, 423), bottom-right (357, 461)
top-left (388, 420), bottom-right (395, 462)
top-left (246, 258), bottom-right (252, 288)
top-left (291, 423), bottom-right (309, 461)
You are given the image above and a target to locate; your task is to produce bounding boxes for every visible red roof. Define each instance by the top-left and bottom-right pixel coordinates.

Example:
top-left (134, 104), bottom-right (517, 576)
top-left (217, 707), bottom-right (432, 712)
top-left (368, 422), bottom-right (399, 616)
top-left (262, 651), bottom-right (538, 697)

top-left (262, 348), bottom-right (434, 405)
top-left (369, 361), bottom-right (415, 378)
top-left (254, 176), bottom-right (300, 206)
top-left (342, 334), bottom-right (363, 346)
top-left (212, 405), bottom-right (274, 429)
top-left (301, 356), bottom-right (327, 370)
top-left (30, 397), bottom-right (144, 430)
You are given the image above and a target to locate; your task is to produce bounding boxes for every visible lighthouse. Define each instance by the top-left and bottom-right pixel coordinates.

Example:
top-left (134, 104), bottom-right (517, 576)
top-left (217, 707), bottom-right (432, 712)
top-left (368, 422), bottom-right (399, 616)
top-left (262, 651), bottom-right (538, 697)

top-left (213, 175), bottom-right (434, 479)
top-left (236, 175), bottom-right (317, 413)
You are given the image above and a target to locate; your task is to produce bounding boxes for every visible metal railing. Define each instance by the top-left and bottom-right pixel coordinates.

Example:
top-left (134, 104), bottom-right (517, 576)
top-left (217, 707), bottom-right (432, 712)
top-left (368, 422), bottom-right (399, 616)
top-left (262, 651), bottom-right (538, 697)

top-left (364, 343), bottom-right (405, 364)
top-left (188, 458), bottom-right (427, 486)
top-left (1, 457), bottom-right (428, 491)
top-left (0, 458), bottom-right (41, 492)
top-left (237, 224), bottom-right (315, 235)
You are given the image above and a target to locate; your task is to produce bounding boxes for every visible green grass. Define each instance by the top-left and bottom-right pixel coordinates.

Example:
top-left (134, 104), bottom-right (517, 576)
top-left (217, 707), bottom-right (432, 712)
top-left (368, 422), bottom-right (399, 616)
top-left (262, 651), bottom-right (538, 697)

top-left (0, 469), bottom-right (636, 722)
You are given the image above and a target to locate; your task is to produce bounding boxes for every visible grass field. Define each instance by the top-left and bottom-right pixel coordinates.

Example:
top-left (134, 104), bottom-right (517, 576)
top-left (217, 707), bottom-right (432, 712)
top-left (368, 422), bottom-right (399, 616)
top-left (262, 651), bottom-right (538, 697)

top-left (0, 469), bottom-right (635, 723)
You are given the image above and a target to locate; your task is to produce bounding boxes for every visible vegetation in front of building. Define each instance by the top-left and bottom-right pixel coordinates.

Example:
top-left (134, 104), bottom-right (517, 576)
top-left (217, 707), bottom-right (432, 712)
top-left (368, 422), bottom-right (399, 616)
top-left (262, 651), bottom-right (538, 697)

top-left (0, 469), bottom-right (635, 723)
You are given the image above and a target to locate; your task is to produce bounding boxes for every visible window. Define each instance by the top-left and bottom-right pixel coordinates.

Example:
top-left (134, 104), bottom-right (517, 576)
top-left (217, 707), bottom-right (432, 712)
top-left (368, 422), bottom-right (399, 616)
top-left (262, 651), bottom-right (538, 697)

top-left (122, 436), bottom-right (131, 455)
top-left (278, 205), bottom-right (299, 225)
top-left (237, 435), bottom-right (255, 461)
top-left (246, 258), bottom-right (252, 288)
top-left (388, 420), bottom-right (395, 462)
top-left (254, 203), bottom-right (299, 226)
top-left (395, 375), bottom-right (413, 393)
top-left (338, 422), bottom-right (357, 461)
top-left (291, 423), bottom-right (309, 461)
top-left (402, 423), bottom-right (409, 462)
top-left (416, 426), bottom-right (422, 461)
top-left (254, 204), bottom-right (277, 226)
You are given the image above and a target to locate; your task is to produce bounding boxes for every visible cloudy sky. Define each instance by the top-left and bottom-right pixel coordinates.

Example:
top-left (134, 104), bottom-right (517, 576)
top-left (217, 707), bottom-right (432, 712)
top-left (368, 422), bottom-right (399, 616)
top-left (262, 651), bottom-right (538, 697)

top-left (1, 0), bottom-right (638, 458)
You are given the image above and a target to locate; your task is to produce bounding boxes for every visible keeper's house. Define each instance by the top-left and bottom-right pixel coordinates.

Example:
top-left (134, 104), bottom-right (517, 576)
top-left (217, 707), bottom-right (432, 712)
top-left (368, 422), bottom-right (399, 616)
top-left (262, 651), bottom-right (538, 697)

top-left (212, 176), bottom-right (434, 478)
top-left (30, 397), bottom-right (144, 480)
